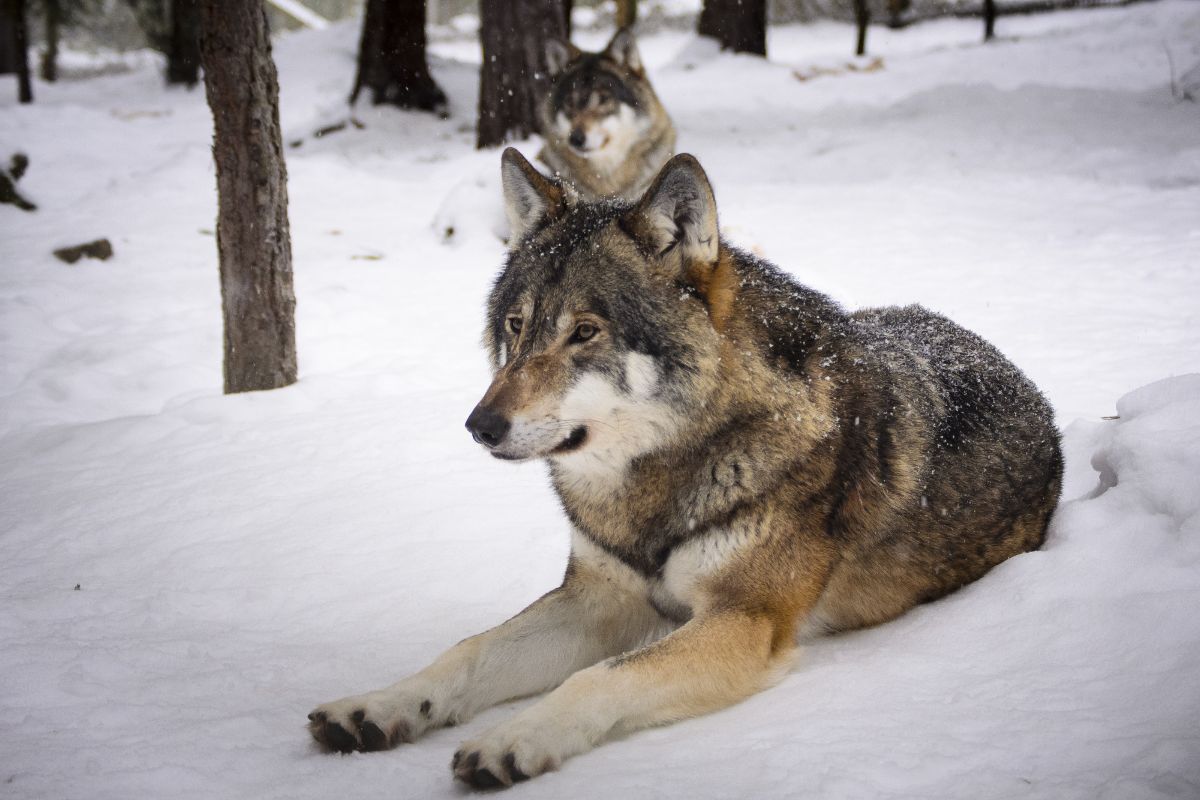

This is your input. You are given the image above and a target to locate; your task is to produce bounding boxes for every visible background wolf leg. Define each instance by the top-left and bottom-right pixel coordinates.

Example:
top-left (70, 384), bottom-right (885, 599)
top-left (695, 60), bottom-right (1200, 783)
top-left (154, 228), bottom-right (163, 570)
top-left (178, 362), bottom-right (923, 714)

top-left (308, 560), bottom-right (661, 752)
top-left (451, 607), bottom-right (803, 787)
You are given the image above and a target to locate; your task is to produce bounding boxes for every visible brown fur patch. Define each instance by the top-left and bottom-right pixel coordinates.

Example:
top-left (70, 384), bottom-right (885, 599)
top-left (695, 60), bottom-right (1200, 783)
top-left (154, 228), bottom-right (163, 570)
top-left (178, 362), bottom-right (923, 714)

top-left (687, 250), bottom-right (738, 333)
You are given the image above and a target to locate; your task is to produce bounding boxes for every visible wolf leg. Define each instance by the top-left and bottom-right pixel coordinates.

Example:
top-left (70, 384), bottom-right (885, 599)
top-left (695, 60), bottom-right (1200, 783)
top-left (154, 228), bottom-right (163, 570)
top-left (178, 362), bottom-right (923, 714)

top-left (451, 608), bottom-right (797, 787)
top-left (307, 556), bottom-right (659, 753)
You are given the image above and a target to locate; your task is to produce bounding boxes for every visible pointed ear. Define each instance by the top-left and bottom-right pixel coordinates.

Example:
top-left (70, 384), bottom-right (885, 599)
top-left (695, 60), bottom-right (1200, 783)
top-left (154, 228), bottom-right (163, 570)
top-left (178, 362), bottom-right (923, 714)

top-left (501, 148), bottom-right (565, 245)
top-left (603, 27), bottom-right (643, 73)
top-left (626, 154), bottom-right (718, 268)
top-left (544, 39), bottom-right (575, 77)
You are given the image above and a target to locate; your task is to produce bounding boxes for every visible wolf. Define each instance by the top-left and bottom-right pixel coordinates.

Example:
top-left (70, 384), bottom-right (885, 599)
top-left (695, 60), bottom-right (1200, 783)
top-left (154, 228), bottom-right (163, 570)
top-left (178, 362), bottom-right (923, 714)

top-left (308, 150), bottom-right (1064, 789)
top-left (537, 27), bottom-right (676, 202)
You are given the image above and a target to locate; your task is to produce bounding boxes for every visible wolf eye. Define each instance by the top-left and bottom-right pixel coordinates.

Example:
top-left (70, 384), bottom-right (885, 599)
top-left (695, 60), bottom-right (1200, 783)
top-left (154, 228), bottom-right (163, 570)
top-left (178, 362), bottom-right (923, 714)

top-left (506, 316), bottom-right (523, 335)
top-left (571, 322), bottom-right (598, 343)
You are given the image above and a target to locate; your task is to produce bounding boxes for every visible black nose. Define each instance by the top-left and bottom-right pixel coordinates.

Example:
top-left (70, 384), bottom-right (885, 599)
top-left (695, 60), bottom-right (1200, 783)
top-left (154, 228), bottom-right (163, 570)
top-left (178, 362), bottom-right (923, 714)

top-left (465, 405), bottom-right (511, 449)
top-left (568, 128), bottom-right (586, 149)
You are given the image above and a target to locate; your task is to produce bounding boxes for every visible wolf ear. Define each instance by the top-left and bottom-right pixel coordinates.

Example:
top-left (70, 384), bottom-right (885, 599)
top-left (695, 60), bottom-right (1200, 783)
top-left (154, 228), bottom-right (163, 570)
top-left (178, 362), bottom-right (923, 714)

top-left (545, 39), bottom-right (576, 77)
top-left (604, 27), bottom-right (643, 73)
top-left (626, 154), bottom-right (719, 268)
top-left (501, 147), bottom-right (565, 245)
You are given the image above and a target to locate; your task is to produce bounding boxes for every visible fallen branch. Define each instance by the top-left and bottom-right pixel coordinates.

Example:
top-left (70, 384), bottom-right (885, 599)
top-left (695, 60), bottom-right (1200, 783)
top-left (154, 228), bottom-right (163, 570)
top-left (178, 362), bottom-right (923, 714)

top-left (53, 239), bottom-right (114, 264)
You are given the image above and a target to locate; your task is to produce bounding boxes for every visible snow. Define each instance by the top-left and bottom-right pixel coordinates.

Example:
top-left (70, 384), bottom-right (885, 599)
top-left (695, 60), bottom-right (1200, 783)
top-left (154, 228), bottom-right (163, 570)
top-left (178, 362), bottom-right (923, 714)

top-left (2, 3), bottom-right (1199, 798)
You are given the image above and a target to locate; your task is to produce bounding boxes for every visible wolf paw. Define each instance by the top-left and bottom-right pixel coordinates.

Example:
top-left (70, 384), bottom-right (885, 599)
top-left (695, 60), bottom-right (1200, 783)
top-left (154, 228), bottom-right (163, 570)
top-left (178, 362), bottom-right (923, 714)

top-left (452, 721), bottom-right (580, 788)
top-left (307, 691), bottom-right (431, 753)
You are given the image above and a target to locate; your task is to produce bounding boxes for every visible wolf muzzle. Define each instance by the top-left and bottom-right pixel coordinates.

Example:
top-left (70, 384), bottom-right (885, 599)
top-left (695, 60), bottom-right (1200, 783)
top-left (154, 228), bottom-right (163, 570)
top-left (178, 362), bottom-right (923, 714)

top-left (465, 404), bottom-right (510, 449)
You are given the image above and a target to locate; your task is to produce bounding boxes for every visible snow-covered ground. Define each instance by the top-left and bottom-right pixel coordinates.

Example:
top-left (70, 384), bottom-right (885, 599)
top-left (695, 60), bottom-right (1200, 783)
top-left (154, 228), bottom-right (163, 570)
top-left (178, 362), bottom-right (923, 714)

top-left (2, 4), bottom-right (1199, 798)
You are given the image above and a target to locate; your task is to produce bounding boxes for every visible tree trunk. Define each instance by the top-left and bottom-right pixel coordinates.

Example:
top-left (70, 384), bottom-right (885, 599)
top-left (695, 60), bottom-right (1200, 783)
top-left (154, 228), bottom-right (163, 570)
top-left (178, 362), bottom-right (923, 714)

top-left (853, 0), bottom-right (869, 56)
top-left (199, 0), bottom-right (297, 394)
top-left (351, 0), bottom-right (446, 111)
top-left (615, 0), bottom-right (636, 28)
top-left (983, 0), bottom-right (997, 40)
top-left (167, 0), bottom-right (201, 86)
top-left (477, 0), bottom-right (566, 149)
top-left (39, 0), bottom-right (58, 82)
top-left (886, 0), bottom-right (910, 28)
top-left (0, 0), bottom-right (33, 103)
top-left (563, 0), bottom-right (573, 38)
top-left (698, 0), bottom-right (766, 56)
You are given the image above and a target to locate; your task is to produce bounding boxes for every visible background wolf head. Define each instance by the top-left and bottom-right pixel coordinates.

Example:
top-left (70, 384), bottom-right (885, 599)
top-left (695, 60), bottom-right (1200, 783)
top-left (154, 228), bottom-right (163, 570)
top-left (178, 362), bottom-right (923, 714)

top-left (540, 29), bottom-right (660, 167)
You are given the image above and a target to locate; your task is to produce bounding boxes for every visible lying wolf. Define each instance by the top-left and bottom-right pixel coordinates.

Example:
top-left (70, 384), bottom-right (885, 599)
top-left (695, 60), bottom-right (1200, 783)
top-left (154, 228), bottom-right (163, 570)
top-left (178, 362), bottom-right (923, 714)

top-left (309, 150), bottom-right (1063, 788)
top-left (537, 27), bottom-right (675, 201)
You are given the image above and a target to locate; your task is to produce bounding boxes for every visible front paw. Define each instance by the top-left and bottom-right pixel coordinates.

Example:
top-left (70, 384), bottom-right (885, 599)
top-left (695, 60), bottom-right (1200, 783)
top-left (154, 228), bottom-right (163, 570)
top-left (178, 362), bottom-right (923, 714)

top-left (451, 720), bottom-right (584, 789)
top-left (307, 692), bottom-right (429, 753)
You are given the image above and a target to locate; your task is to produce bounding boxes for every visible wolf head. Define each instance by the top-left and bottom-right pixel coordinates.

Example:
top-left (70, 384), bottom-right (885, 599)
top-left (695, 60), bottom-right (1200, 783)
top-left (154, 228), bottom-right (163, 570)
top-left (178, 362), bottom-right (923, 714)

top-left (541, 28), bottom-right (658, 163)
top-left (465, 149), bottom-right (734, 479)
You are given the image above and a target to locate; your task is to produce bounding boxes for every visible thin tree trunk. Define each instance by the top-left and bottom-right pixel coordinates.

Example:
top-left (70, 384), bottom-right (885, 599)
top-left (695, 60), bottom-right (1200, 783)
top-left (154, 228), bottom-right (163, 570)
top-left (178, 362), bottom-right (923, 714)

top-left (983, 0), bottom-right (996, 40)
top-left (854, 0), bottom-right (869, 56)
top-left (351, 0), bottom-right (445, 111)
top-left (39, 0), bottom-right (58, 82)
top-left (1, 0), bottom-right (33, 102)
top-left (477, 0), bottom-right (566, 149)
top-left (167, 0), bottom-right (201, 86)
top-left (698, 0), bottom-right (766, 56)
top-left (199, 0), bottom-right (297, 394)
top-left (563, 0), bottom-right (573, 38)
top-left (615, 0), bottom-right (636, 28)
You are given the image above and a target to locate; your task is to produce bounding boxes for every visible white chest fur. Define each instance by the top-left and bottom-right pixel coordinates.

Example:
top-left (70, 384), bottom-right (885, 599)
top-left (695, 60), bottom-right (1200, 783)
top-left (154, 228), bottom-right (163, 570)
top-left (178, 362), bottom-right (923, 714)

top-left (650, 526), bottom-right (752, 620)
top-left (570, 518), bottom-right (760, 625)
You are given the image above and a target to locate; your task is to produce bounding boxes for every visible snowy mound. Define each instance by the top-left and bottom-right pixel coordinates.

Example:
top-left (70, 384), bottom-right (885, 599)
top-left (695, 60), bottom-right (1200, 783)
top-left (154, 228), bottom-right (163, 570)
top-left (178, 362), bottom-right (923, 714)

top-left (1075, 374), bottom-right (1200, 535)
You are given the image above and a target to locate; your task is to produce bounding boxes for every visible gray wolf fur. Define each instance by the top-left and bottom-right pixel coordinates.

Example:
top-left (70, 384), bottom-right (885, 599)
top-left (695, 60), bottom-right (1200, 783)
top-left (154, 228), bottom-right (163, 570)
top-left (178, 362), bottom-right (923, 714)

top-left (308, 150), bottom-right (1063, 788)
top-left (537, 27), bottom-right (675, 201)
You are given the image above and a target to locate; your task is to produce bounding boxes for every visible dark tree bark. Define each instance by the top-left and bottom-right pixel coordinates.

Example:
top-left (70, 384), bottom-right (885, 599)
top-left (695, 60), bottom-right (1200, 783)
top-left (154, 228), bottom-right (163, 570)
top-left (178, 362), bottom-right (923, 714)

top-left (40, 0), bottom-right (58, 82)
top-left (983, 0), bottom-right (997, 40)
top-left (199, 0), bottom-right (297, 394)
top-left (563, 0), bottom-right (573, 39)
top-left (351, 0), bottom-right (446, 112)
top-left (698, 0), bottom-right (766, 57)
top-left (476, 0), bottom-right (566, 149)
top-left (886, 0), bottom-right (910, 28)
top-left (167, 0), bottom-right (201, 86)
top-left (853, 0), bottom-right (869, 55)
top-left (616, 0), bottom-right (636, 28)
top-left (0, 0), bottom-right (33, 103)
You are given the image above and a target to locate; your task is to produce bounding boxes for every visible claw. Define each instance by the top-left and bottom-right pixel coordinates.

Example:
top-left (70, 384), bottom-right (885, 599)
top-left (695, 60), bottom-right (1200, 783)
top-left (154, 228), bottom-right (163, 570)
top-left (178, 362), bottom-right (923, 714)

top-left (467, 767), bottom-right (505, 789)
top-left (359, 721), bottom-right (389, 751)
top-left (503, 753), bottom-right (529, 783)
top-left (320, 720), bottom-right (360, 753)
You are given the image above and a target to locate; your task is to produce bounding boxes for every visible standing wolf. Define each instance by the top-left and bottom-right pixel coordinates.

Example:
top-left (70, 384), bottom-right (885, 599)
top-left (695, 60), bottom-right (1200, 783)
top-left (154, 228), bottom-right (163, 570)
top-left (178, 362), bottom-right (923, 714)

top-left (309, 150), bottom-right (1063, 788)
top-left (537, 28), bottom-right (675, 201)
